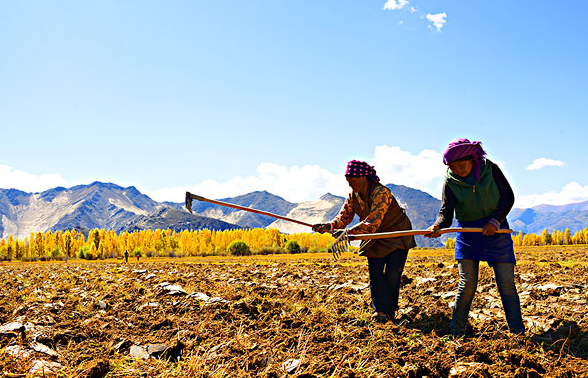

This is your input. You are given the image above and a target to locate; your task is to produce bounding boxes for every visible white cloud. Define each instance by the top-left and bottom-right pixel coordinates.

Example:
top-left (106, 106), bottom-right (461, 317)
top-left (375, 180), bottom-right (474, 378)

top-left (526, 157), bottom-right (565, 171)
top-left (426, 12), bottom-right (447, 32)
top-left (147, 163), bottom-right (348, 204)
top-left (147, 145), bottom-right (447, 203)
top-left (383, 2), bottom-right (443, 32)
top-left (0, 164), bottom-right (69, 193)
top-left (516, 182), bottom-right (588, 208)
top-left (3, 155), bottom-right (586, 212)
top-left (6, 152), bottom-right (586, 211)
top-left (383, 0), bottom-right (409, 11)
top-left (370, 145), bottom-right (445, 195)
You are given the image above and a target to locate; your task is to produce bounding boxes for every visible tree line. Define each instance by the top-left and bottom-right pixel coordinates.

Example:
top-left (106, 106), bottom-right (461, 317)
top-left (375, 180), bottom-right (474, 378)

top-left (511, 227), bottom-right (588, 246)
top-left (443, 227), bottom-right (588, 248)
top-left (1, 226), bottom-right (587, 261)
top-left (0, 228), bottom-right (336, 261)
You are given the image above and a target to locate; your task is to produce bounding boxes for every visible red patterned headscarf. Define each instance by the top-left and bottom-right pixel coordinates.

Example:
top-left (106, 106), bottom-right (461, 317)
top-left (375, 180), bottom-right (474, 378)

top-left (442, 138), bottom-right (487, 181)
top-left (345, 160), bottom-right (379, 183)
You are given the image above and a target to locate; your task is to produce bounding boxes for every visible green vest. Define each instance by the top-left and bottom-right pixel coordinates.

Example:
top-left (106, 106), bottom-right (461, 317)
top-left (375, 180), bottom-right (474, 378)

top-left (446, 159), bottom-right (500, 222)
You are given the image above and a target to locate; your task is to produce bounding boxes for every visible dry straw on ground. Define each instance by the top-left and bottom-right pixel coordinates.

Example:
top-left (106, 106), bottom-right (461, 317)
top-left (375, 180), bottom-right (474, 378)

top-left (1, 246), bottom-right (587, 377)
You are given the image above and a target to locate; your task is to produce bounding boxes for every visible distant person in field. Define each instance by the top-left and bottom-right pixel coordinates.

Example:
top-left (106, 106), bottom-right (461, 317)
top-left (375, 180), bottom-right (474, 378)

top-left (425, 138), bottom-right (525, 336)
top-left (313, 160), bottom-right (416, 323)
top-left (124, 250), bottom-right (129, 263)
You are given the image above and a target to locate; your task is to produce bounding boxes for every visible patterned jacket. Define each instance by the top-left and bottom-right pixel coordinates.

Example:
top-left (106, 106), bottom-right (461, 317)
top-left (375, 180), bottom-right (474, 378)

top-left (330, 182), bottom-right (416, 258)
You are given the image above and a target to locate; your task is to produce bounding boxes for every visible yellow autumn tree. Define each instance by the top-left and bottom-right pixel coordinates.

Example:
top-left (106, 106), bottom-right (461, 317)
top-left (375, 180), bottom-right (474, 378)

top-left (564, 228), bottom-right (572, 245)
top-left (512, 231), bottom-right (523, 247)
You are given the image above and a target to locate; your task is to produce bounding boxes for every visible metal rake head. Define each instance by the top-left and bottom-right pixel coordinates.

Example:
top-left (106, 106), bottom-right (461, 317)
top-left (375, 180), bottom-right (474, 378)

top-left (330, 229), bottom-right (350, 260)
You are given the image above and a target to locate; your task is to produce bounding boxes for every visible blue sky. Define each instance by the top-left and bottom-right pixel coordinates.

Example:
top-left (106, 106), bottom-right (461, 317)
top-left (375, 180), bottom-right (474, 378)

top-left (1, 0), bottom-right (587, 209)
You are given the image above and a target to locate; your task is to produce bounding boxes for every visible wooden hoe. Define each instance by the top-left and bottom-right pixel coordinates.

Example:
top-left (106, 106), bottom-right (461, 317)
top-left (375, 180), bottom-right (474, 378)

top-left (330, 228), bottom-right (514, 259)
top-left (185, 192), bottom-right (513, 260)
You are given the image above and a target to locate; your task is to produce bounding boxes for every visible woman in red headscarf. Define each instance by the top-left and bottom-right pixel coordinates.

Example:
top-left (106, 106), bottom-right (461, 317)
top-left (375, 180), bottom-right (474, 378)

top-left (313, 160), bottom-right (416, 323)
top-left (425, 139), bottom-right (524, 336)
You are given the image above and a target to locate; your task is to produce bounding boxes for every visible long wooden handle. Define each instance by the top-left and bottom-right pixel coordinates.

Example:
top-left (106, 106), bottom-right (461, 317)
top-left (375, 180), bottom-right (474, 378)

top-left (186, 192), bottom-right (315, 228)
top-left (346, 227), bottom-right (513, 241)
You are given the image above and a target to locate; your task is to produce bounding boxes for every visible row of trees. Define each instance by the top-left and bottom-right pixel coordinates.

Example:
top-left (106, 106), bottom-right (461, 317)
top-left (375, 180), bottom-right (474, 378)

top-left (0, 228), bottom-right (336, 261)
top-left (1, 226), bottom-right (587, 261)
top-left (443, 227), bottom-right (588, 248)
top-left (511, 228), bottom-right (588, 246)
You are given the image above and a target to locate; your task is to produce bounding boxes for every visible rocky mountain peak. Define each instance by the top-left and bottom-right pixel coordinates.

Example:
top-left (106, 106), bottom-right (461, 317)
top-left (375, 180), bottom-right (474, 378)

top-left (2, 182), bottom-right (587, 247)
top-left (319, 193), bottom-right (343, 202)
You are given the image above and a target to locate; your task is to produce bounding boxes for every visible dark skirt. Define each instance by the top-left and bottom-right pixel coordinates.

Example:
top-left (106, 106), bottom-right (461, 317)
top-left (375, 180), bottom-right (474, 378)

top-left (455, 217), bottom-right (516, 264)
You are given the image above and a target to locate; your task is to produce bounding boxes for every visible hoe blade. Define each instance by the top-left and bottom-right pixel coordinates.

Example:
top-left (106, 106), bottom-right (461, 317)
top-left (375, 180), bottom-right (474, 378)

top-left (185, 192), bottom-right (193, 213)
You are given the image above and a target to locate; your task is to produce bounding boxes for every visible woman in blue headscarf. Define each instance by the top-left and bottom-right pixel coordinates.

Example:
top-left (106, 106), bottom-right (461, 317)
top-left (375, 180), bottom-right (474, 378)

top-left (426, 139), bottom-right (525, 336)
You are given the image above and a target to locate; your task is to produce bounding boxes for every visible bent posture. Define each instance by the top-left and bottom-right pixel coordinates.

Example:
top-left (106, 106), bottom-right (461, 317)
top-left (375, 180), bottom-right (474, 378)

top-left (426, 139), bottom-right (525, 336)
top-left (314, 160), bottom-right (416, 323)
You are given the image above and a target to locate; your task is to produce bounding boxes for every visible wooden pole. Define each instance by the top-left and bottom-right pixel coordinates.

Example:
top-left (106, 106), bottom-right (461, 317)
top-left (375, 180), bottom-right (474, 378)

top-left (345, 227), bottom-right (513, 241)
top-left (185, 192), bottom-right (316, 229)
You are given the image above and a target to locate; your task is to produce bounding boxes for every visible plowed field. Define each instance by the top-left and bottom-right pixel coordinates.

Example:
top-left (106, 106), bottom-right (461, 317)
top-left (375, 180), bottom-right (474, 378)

top-left (1, 245), bottom-right (588, 377)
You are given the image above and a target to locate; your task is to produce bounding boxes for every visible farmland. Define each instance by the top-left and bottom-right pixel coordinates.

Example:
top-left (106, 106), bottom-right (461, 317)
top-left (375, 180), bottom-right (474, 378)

top-left (1, 245), bottom-right (588, 377)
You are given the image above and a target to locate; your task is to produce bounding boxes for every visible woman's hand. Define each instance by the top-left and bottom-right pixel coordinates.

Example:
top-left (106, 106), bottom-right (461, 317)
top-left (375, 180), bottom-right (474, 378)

top-left (482, 222), bottom-right (498, 236)
top-left (312, 223), bottom-right (331, 233)
top-left (425, 225), bottom-right (440, 238)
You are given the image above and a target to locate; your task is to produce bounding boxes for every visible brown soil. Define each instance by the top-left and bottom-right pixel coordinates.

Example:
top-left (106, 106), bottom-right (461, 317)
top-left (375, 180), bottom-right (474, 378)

top-left (1, 245), bottom-right (587, 377)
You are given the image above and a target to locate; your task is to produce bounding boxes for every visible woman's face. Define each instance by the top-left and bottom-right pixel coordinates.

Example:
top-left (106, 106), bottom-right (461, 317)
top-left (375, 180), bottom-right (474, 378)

top-left (346, 176), bottom-right (368, 193)
top-left (448, 159), bottom-right (474, 177)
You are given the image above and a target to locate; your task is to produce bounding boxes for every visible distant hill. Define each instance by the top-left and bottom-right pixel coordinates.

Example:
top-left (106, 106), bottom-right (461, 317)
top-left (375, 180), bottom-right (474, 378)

top-left (187, 190), bottom-right (297, 228)
top-left (0, 182), bottom-right (241, 239)
top-left (2, 182), bottom-right (587, 247)
top-left (267, 193), bottom-right (350, 234)
top-left (386, 184), bottom-right (450, 248)
top-left (530, 200), bottom-right (588, 213)
top-left (509, 202), bottom-right (588, 234)
top-left (124, 207), bottom-right (239, 232)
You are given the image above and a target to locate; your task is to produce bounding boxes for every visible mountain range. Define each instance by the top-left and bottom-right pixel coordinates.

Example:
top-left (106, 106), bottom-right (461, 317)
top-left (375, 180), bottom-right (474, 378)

top-left (0, 182), bottom-right (238, 240)
top-left (1, 182), bottom-right (587, 248)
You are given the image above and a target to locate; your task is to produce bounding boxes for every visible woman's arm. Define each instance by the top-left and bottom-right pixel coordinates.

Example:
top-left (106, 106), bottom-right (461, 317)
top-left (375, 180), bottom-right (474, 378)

top-left (348, 186), bottom-right (392, 234)
top-left (434, 182), bottom-right (457, 229)
top-left (488, 163), bottom-right (515, 228)
top-left (328, 193), bottom-right (357, 230)
top-left (426, 183), bottom-right (456, 238)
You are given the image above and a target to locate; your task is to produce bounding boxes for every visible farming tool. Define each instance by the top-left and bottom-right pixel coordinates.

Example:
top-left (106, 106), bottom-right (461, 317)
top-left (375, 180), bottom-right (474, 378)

top-left (185, 192), bottom-right (321, 229)
top-left (330, 227), bottom-right (514, 259)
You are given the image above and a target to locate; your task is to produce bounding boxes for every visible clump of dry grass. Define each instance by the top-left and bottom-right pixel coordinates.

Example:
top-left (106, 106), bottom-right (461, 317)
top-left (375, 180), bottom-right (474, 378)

top-left (0, 247), bottom-right (587, 376)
